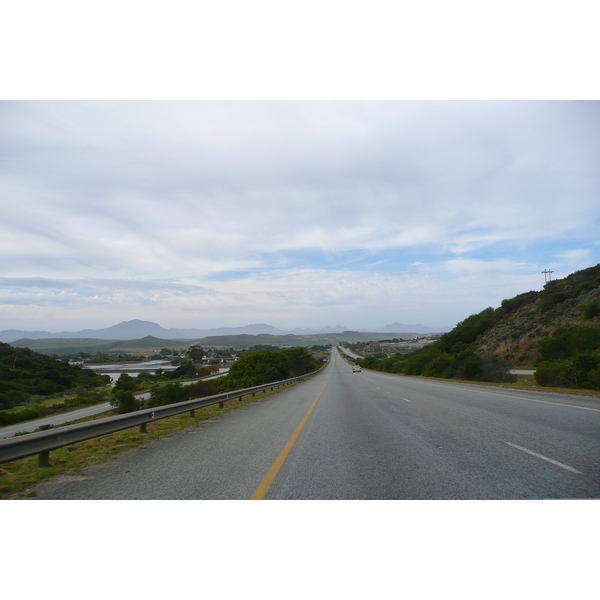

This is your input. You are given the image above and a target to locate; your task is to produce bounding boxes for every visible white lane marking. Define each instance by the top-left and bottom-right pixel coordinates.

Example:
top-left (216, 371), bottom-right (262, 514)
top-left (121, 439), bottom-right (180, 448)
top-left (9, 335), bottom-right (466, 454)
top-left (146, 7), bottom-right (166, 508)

top-left (378, 372), bottom-right (600, 413)
top-left (435, 385), bottom-right (600, 413)
top-left (401, 398), bottom-right (412, 403)
top-left (505, 442), bottom-right (583, 474)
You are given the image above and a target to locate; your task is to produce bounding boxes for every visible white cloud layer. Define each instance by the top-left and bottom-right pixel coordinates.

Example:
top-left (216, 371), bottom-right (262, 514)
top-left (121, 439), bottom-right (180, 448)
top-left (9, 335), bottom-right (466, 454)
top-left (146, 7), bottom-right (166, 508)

top-left (1, 101), bottom-right (599, 332)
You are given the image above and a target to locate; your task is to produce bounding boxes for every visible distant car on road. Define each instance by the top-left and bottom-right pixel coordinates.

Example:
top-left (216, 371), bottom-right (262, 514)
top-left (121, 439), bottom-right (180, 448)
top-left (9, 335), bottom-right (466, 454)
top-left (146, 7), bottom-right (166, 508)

top-left (352, 365), bottom-right (361, 372)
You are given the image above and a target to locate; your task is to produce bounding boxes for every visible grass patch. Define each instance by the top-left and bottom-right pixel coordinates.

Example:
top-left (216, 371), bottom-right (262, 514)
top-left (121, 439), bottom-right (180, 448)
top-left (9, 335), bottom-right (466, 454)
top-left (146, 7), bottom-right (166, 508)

top-left (0, 380), bottom-right (307, 499)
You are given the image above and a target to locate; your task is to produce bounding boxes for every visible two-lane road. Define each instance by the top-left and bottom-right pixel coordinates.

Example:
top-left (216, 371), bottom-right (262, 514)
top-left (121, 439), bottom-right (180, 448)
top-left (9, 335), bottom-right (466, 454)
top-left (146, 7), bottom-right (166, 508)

top-left (33, 348), bottom-right (600, 499)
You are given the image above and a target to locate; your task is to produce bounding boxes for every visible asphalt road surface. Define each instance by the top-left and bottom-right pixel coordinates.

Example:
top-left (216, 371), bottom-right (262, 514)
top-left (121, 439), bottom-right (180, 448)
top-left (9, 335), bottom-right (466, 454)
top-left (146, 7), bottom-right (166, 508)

top-left (34, 348), bottom-right (600, 499)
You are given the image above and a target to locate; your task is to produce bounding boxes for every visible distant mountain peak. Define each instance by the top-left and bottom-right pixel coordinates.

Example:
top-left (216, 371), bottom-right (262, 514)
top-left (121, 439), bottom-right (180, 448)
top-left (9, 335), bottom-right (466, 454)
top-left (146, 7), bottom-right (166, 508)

top-left (380, 322), bottom-right (443, 334)
top-left (0, 319), bottom-right (446, 344)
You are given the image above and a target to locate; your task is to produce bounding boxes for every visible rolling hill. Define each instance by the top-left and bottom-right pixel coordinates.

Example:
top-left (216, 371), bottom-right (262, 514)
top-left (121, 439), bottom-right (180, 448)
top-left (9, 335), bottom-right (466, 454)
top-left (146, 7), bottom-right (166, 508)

top-left (475, 264), bottom-right (600, 365)
top-left (350, 264), bottom-right (600, 390)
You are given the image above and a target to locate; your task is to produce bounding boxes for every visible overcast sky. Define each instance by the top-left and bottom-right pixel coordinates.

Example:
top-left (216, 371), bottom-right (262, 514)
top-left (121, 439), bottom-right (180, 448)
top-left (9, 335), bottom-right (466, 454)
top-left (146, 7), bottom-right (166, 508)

top-left (0, 100), bottom-right (598, 332)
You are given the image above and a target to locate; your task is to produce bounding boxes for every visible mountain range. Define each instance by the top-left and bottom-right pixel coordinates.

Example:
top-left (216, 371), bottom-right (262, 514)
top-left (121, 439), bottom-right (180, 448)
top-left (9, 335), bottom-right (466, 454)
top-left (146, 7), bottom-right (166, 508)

top-left (0, 320), bottom-right (444, 343)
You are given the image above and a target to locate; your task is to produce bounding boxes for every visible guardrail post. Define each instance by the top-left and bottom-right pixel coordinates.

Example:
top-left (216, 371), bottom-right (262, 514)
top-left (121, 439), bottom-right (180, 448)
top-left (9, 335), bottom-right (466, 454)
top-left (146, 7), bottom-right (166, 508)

top-left (219, 401), bottom-right (224, 408)
top-left (189, 409), bottom-right (195, 417)
top-left (36, 424), bottom-right (53, 466)
top-left (239, 395), bottom-right (243, 402)
top-left (38, 450), bottom-right (50, 468)
top-left (252, 392), bottom-right (255, 397)
top-left (139, 423), bottom-right (147, 433)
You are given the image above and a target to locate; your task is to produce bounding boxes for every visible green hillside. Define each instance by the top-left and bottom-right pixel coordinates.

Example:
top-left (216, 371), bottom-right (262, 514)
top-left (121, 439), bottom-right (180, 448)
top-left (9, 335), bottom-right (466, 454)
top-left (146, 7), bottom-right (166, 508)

top-left (0, 342), bottom-right (109, 410)
top-left (476, 264), bottom-right (600, 365)
top-left (10, 337), bottom-right (117, 353)
top-left (353, 264), bottom-right (600, 391)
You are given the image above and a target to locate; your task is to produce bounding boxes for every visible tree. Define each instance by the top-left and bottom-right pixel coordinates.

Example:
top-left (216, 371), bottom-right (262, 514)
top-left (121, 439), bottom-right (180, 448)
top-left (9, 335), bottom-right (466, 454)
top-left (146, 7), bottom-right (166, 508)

top-left (219, 348), bottom-right (319, 390)
top-left (113, 373), bottom-right (138, 392)
top-left (166, 360), bottom-right (196, 379)
top-left (110, 390), bottom-right (141, 414)
top-left (188, 345), bottom-right (206, 361)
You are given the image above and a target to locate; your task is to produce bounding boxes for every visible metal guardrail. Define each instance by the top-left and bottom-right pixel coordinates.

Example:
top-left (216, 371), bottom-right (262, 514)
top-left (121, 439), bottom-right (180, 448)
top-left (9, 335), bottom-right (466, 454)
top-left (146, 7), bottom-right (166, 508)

top-left (0, 370), bottom-right (321, 467)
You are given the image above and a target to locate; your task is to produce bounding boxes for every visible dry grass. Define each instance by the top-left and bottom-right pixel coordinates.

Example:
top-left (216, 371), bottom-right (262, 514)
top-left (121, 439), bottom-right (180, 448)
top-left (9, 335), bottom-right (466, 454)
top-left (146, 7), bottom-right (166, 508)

top-left (0, 382), bottom-right (303, 499)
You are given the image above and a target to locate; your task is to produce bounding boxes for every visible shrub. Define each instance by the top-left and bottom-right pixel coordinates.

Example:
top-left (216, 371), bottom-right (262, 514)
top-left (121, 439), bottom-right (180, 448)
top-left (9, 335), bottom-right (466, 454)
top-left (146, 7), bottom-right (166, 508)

top-left (586, 366), bottom-right (600, 390)
top-left (535, 361), bottom-right (572, 388)
top-left (437, 307), bottom-right (499, 352)
top-left (146, 380), bottom-right (218, 408)
top-left (499, 291), bottom-right (540, 316)
top-left (582, 298), bottom-right (600, 320)
top-left (110, 390), bottom-right (141, 414)
top-left (535, 354), bottom-right (600, 389)
top-left (147, 382), bottom-right (186, 407)
top-left (113, 373), bottom-right (138, 392)
top-left (537, 325), bottom-right (600, 363)
top-left (0, 407), bottom-right (42, 426)
top-left (478, 356), bottom-right (516, 383)
top-left (219, 348), bottom-right (319, 390)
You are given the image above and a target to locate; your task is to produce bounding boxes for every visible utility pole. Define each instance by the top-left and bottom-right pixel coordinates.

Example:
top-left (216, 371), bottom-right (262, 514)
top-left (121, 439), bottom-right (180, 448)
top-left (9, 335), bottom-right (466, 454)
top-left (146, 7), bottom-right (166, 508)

top-left (542, 269), bottom-right (554, 284)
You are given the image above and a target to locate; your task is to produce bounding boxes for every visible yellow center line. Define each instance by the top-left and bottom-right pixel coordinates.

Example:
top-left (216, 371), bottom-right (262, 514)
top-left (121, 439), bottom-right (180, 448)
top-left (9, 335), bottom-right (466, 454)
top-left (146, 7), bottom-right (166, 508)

top-left (250, 375), bottom-right (331, 500)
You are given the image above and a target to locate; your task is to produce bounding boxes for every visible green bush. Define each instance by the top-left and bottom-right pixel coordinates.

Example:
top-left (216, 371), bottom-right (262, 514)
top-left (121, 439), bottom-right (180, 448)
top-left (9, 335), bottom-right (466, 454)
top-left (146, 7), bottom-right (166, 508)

top-left (110, 390), bottom-right (141, 414)
top-left (537, 325), bottom-right (600, 362)
top-left (165, 360), bottom-right (197, 379)
top-left (0, 342), bottom-right (108, 409)
top-left (147, 382), bottom-right (187, 407)
top-left (437, 307), bottom-right (499, 352)
top-left (582, 298), bottom-right (600, 320)
top-left (67, 391), bottom-right (108, 406)
top-left (535, 354), bottom-right (600, 389)
top-left (113, 373), bottom-right (138, 392)
top-left (499, 291), bottom-right (540, 316)
top-left (0, 407), bottom-right (42, 426)
top-left (219, 347), bottom-right (319, 391)
top-left (478, 356), bottom-right (517, 383)
top-left (146, 380), bottom-right (218, 408)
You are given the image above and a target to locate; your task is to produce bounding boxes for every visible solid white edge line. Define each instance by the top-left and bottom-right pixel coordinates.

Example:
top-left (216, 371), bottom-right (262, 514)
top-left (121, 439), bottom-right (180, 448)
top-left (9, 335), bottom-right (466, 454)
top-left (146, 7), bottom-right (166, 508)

top-left (417, 381), bottom-right (600, 413)
top-left (401, 398), bottom-right (412, 403)
top-left (505, 441), bottom-right (583, 474)
top-left (470, 390), bottom-right (600, 412)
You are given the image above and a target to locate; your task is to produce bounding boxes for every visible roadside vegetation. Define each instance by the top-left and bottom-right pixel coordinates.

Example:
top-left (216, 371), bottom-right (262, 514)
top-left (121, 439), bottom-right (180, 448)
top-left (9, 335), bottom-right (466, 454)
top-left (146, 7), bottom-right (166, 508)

top-left (351, 313), bottom-right (518, 384)
top-left (350, 263), bottom-right (600, 392)
top-left (0, 342), bottom-right (109, 409)
top-left (534, 325), bottom-right (600, 390)
top-left (217, 347), bottom-right (320, 390)
top-left (0, 342), bottom-right (111, 426)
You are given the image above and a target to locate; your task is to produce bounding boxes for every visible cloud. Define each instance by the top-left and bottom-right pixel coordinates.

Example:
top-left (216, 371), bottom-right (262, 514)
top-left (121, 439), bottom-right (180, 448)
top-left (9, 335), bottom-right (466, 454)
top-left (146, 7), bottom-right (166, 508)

top-left (1, 101), bottom-right (599, 331)
top-left (552, 249), bottom-right (594, 272)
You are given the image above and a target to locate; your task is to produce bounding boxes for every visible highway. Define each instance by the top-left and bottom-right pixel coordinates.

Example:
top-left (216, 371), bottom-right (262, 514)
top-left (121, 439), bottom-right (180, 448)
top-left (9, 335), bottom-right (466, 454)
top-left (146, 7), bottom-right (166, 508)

top-left (33, 347), bottom-right (600, 499)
